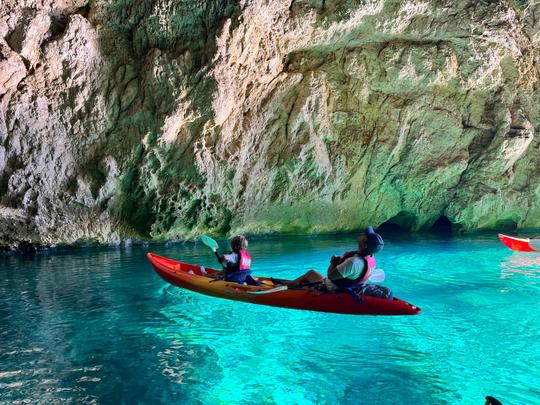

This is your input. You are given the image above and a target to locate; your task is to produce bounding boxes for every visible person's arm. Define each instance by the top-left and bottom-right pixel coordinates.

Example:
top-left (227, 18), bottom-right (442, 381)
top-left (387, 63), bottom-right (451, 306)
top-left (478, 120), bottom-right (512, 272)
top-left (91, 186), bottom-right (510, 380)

top-left (329, 257), bottom-right (365, 281)
top-left (327, 253), bottom-right (344, 278)
top-left (329, 251), bottom-right (355, 267)
top-left (215, 254), bottom-right (231, 276)
top-left (327, 262), bottom-right (340, 279)
top-left (221, 253), bottom-right (235, 263)
top-left (220, 253), bottom-right (239, 271)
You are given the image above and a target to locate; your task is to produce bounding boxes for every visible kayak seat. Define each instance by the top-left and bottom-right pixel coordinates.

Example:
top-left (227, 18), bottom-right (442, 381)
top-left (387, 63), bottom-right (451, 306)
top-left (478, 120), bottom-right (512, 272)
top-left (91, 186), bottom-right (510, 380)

top-left (224, 270), bottom-right (261, 286)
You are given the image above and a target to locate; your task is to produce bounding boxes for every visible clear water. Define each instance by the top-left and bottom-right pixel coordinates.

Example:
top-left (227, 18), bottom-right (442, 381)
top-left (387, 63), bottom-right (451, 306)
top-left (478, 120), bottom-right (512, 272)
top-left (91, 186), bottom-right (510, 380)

top-left (1, 233), bottom-right (539, 404)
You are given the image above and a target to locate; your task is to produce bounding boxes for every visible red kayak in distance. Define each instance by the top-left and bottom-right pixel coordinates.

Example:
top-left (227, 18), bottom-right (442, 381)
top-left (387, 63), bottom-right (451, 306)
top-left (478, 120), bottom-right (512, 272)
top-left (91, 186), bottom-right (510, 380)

top-left (147, 253), bottom-right (421, 316)
top-left (498, 234), bottom-right (540, 252)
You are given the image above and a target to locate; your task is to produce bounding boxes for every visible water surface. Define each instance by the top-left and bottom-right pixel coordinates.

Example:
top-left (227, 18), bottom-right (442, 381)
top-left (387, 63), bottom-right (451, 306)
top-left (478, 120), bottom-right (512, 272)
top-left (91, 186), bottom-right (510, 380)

top-left (1, 233), bottom-right (539, 404)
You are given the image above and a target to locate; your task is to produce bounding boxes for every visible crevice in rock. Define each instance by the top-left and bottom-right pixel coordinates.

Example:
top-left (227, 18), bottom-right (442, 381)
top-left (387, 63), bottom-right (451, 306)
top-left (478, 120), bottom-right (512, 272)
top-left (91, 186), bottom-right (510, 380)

top-left (6, 8), bottom-right (36, 53)
top-left (19, 55), bottom-right (30, 70)
top-left (80, 159), bottom-right (108, 199)
top-left (505, 125), bottom-right (530, 139)
top-left (76, 4), bottom-right (91, 19)
top-left (288, 0), bottom-right (297, 13)
top-left (47, 14), bottom-right (70, 41)
top-left (0, 156), bottom-right (24, 207)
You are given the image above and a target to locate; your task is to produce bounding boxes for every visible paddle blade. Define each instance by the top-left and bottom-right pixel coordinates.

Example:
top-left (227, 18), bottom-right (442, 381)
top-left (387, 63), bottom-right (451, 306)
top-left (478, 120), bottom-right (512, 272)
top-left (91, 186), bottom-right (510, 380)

top-left (368, 269), bottom-right (385, 283)
top-left (249, 285), bottom-right (288, 295)
top-left (200, 235), bottom-right (219, 252)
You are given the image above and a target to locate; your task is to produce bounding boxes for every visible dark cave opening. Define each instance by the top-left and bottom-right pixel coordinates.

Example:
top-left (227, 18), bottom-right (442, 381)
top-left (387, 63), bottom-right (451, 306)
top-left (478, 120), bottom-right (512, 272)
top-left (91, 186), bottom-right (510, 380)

top-left (430, 215), bottom-right (455, 235)
top-left (494, 218), bottom-right (518, 230)
top-left (376, 211), bottom-right (416, 237)
top-left (376, 221), bottom-right (408, 235)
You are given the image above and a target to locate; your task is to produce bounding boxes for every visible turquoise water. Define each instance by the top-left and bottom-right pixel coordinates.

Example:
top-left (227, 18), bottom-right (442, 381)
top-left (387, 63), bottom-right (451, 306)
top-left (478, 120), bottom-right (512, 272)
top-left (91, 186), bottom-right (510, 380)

top-left (1, 234), bottom-right (539, 404)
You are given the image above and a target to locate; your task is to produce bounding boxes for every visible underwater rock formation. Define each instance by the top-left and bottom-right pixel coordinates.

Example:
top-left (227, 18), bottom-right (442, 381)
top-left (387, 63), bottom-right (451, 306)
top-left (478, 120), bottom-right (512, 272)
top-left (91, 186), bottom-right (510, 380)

top-left (0, 0), bottom-right (539, 248)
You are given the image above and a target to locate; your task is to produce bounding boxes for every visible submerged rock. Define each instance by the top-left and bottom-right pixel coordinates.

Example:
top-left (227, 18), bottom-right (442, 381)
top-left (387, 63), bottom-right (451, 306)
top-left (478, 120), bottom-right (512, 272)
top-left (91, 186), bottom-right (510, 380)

top-left (0, 0), bottom-right (539, 248)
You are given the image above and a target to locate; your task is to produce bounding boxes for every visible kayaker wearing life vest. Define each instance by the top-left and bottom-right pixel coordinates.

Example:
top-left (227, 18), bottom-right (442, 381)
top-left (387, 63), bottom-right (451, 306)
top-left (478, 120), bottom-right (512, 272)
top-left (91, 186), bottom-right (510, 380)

top-left (218, 235), bottom-right (260, 286)
top-left (274, 227), bottom-right (384, 291)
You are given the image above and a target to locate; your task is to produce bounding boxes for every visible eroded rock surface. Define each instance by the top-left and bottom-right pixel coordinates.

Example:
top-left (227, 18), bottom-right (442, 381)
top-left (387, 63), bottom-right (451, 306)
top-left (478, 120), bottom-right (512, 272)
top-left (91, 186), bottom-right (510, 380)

top-left (0, 0), bottom-right (539, 248)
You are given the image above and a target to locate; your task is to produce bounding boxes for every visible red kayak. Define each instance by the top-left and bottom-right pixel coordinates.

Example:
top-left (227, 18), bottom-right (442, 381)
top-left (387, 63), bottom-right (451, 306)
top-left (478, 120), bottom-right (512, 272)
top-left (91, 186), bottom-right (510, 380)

top-left (147, 253), bottom-right (421, 316)
top-left (498, 234), bottom-right (540, 252)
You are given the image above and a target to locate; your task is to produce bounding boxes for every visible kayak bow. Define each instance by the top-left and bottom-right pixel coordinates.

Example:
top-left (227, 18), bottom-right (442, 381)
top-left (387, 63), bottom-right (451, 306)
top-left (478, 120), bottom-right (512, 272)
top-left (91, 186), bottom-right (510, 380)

top-left (498, 234), bottom-right (539, 252)
top-left (147, 253), bottom-right (421, 316)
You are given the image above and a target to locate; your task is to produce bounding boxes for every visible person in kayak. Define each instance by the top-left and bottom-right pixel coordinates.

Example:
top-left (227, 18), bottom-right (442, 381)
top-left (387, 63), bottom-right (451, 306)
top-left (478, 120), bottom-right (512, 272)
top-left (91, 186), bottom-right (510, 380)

top-left (217, 235), bottom-right (260, 286)
top-left (273, 227), bottom-right (385, 292)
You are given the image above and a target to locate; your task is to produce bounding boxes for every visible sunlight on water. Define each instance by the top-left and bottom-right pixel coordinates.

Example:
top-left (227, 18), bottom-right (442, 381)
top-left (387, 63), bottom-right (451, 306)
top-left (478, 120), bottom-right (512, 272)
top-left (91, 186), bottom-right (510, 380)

top-left (1, 233), bottom-right (539, 404)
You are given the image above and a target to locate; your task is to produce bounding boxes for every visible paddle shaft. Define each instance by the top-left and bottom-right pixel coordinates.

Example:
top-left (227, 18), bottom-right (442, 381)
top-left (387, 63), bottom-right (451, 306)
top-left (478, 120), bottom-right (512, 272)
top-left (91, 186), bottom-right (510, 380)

top-left (213, 250), bottom-right (222, 263)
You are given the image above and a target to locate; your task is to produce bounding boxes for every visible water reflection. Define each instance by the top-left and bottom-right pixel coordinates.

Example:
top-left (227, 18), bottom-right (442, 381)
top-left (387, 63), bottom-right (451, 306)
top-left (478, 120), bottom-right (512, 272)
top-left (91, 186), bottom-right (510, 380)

top-left (500, 253), bottom-right (540, 280)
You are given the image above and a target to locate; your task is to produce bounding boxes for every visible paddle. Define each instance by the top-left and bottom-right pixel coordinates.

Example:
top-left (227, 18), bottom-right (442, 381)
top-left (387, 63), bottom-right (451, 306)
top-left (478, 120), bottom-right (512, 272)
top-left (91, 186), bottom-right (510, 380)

top-left (249, 285), bottom-right (288, 295)
top-left (250, 269), bottom-right (386, 295)
top-left (200, 235), bottom-right (226, 269)
top-left (368, 269), bottom-right (385, 283)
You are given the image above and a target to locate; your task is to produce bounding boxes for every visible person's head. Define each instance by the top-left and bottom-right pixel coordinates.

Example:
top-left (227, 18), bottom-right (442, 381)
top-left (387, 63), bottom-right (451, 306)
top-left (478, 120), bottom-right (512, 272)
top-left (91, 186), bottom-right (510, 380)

top-left (485, 396), bottom-right (503, 405)
top-left (230, 235), bottom-right (248, 252)
top-left (357, 226), bottom-right (384, 255)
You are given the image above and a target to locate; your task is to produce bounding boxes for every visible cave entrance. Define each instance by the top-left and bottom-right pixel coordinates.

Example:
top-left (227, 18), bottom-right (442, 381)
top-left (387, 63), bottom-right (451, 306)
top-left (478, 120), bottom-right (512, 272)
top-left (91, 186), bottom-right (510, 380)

top-left (377, 211), bottom-right (416, 236)
top-left (429, 215), bottom-right (458, 235)
top-left (494, 219), bottom-right (518, 231)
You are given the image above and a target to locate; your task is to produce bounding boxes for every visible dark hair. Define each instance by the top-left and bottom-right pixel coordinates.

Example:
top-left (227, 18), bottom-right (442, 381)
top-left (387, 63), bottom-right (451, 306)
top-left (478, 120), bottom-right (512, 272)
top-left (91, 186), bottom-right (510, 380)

top-left (485, 396), bottom-right (503, 405)
top-left (230, 235), bottom-right (248, 252)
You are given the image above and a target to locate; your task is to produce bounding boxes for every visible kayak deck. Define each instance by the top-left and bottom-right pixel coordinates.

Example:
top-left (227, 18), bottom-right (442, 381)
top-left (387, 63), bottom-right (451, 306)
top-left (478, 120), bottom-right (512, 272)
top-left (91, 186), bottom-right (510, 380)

top-left (147, 253), bottom-right (421, 316)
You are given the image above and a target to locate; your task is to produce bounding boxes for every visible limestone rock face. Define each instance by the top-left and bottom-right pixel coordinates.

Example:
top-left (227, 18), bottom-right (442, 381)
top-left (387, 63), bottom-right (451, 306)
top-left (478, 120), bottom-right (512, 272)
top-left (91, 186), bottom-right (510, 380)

top-left (0, 0), bottom-right (539, 248)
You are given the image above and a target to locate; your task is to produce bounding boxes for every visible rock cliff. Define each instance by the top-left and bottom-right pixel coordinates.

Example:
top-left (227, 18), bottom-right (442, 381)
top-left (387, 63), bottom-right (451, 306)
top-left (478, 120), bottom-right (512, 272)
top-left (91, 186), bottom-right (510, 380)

top-left (1, 0), bottom-right (539, 248)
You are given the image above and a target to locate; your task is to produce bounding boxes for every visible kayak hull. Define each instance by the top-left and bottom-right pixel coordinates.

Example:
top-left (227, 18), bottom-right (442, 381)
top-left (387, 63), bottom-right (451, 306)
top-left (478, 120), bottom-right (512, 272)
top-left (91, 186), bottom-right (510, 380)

top-left (147, 253), bottom-right (421, 316)
top-left (498, 234), bottom-right (539, 252)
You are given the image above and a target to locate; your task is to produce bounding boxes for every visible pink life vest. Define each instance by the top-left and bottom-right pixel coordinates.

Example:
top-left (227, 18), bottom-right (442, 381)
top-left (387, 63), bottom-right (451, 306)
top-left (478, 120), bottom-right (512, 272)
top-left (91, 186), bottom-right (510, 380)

top-left (359, 255), bottom-right (377, 284)
top-left (331, 252), bottom-right (376, 288)
top-left (237, 249), bottom-right (252, 271)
